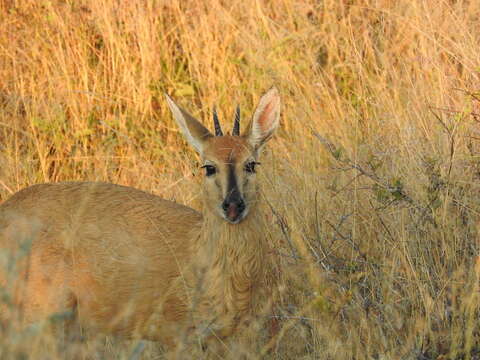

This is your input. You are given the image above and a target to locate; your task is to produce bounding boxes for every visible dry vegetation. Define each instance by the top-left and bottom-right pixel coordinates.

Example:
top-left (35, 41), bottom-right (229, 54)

top-left (1, 0), bottom-right (480, 359)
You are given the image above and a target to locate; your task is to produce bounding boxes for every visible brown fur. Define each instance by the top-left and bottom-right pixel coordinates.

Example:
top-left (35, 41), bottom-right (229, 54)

top-left (0, 88), bottom-right (281, 356)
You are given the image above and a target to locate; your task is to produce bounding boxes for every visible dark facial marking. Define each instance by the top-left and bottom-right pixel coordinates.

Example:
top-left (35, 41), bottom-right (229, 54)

top-left (222, 163), bottom-right (246, 222)
top-left (226, 164), bottom-right (241, 202)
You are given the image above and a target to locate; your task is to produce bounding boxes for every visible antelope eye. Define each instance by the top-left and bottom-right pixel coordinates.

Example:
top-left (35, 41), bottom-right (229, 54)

top-left (201, 165), bottom-right (217, 177)
top-left (245, 161), bottom-right (260, 174)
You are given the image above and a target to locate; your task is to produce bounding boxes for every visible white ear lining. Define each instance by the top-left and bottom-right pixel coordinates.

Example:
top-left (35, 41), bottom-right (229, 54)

top-left (165, 94), bottom-right (204, 153)
top-left (248, 87), bottom-right (281, 150)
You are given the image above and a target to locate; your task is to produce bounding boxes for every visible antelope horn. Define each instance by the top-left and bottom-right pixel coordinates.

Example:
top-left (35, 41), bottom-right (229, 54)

top-left (232, 105), bottom-right (240, 136)
top-left (213, 106), bottom-right (223, 136)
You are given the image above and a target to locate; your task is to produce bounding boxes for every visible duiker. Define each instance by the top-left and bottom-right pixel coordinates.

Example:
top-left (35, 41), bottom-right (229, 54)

top-left (0, 87), bottom-right (281, 357)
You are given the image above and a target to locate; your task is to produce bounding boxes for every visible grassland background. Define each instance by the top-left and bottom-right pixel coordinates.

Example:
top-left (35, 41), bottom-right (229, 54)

top-left (1, 0), bottom-right (480, 359)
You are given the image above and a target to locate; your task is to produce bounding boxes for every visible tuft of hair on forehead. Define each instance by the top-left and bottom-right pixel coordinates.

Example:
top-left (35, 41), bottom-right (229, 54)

top-left (166, 87), bottom-right (280, 157)
top-left (202, 135), bottom-right (253, 164)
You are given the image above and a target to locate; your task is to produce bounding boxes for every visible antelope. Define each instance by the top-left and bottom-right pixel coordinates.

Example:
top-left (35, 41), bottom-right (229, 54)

top-left (0, 87), bottom-right (281, 357)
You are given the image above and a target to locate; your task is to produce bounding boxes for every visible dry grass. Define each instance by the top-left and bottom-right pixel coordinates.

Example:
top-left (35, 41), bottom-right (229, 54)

top-left (1, 0), bottom-right (480, 358)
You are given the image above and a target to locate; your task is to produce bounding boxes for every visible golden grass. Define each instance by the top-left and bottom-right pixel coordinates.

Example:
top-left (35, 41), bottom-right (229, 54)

top-left (1, 0), bottom-right (480, 358)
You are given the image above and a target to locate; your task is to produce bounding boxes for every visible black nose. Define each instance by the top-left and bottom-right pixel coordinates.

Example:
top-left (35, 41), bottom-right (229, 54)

top-left (222, 199), bottom-right (245, 213)
top-left (222, 198), bottom-right (246, 221)
top-left (237, 199), bottom-right (246, 213)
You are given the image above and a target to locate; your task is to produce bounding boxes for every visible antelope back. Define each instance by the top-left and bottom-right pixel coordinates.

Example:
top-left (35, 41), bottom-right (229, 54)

top-left (0, 182), bottom-right (202, 339)
top-left (0, 87), bottom-right (281, 348)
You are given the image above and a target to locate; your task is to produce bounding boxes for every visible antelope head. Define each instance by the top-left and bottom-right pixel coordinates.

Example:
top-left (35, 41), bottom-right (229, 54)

top-left (165, 87), bottom-right (280, 224)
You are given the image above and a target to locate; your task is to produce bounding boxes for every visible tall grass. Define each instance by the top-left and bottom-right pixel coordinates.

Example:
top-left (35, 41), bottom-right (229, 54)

top-left (1, 0), bottom-right (480, 358)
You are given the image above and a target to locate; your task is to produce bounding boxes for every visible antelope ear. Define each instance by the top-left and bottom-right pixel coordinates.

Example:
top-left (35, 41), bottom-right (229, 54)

top-left (246, 87), bottom-right (281, 151)
top-left (165, 94), bottom-right (213, 153)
